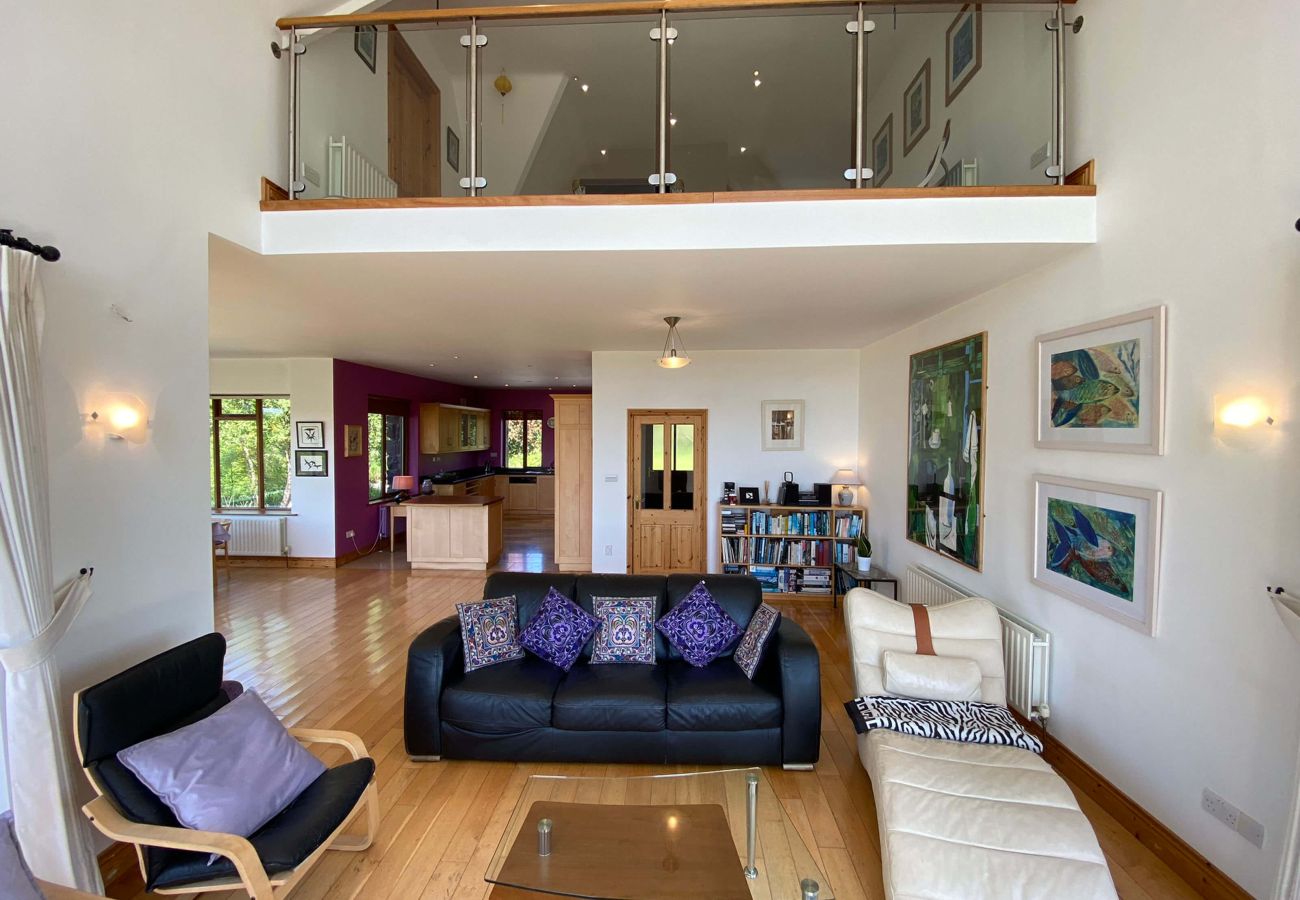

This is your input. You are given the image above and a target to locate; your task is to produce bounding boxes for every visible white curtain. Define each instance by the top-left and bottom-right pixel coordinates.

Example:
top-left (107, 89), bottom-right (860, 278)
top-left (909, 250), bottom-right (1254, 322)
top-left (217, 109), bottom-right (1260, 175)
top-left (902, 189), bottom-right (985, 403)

top-left (0, 247), bottom-right (101, 891)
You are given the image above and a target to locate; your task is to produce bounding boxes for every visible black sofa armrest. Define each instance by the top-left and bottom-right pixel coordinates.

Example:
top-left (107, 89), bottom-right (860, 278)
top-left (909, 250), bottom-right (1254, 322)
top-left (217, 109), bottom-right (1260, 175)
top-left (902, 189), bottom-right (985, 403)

top-left (763, 617), bottom-right (821, 767)
top-left (404, 615), bottom-right (462, 757)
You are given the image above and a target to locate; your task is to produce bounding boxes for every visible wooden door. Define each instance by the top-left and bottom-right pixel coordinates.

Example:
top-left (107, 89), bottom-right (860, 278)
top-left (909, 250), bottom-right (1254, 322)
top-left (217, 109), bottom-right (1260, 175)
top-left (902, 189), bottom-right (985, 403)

top-left (553, 395), bottom-right (593, 571)
top-left (387, 29), bottom-right (440, 197)
top-left (628, 411), bottom-right (707, 574)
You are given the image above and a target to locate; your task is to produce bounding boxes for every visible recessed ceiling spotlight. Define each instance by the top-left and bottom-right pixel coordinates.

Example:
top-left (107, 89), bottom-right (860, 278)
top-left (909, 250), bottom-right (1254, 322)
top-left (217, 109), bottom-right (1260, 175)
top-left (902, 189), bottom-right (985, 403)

top-left (753, 77), bottom-right (762, 88)
top-left (669, 115), bottom-right (678, 127)
top-left (504, 383), bottom-right (510, 387)
top-left (740, 146), bottom-right (747, 153)
top-left (428, 363), bottom-right (437, 366)
top-left (581, 83), bottom-right (590, 93)
top-left (600, 148), bottom-right (607, 156)
top-left (453, 355), bottom-right (460, 360)
top-left (473, 375), bottom-right (479, 379)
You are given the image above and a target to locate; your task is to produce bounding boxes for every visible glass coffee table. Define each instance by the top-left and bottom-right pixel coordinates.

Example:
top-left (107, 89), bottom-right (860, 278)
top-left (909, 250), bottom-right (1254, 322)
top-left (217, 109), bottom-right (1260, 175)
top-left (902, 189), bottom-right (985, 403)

top-left (484, 768), bottom-right (831, 899)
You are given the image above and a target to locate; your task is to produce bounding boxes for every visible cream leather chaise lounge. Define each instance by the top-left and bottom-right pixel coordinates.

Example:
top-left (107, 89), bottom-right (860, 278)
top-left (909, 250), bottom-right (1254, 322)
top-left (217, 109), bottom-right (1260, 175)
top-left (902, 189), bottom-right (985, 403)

top-left (844, 587), bottom-right (1119, 900)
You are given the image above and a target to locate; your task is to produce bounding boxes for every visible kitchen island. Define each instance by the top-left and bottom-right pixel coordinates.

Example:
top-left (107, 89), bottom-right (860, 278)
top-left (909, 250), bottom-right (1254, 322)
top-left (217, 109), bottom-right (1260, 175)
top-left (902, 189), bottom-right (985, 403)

top-left (401, 494), bottom-right (504, 571)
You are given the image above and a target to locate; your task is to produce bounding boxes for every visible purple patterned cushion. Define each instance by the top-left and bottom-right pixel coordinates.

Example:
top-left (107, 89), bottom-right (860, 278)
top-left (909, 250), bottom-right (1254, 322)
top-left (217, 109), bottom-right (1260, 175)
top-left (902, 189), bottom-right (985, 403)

top-left (656, 581), bottom-right (744, 667)
top-left (116, 690), bottom-right (326, 837)
top-left (590, 598), bottom-right (657, 665)
top-left (734, 603), bottom-right (781, 679)
top-left (457, 596), bottom-right (526, 673)
top-left (519, 587), bottom-right (599, 671)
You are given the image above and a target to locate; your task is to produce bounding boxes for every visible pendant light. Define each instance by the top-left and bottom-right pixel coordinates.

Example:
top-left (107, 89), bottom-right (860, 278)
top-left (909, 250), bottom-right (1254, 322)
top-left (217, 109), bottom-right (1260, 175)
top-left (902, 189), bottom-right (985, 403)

top-left (657, 316), bottom-right (691, 369)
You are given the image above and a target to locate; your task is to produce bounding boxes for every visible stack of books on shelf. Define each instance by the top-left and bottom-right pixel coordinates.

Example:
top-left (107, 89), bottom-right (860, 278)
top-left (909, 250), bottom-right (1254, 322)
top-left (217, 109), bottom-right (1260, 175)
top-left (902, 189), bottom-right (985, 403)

top-left (748, 566), bottom-right (832, 595)
top-left (834, 543), bottom-right (859, 565)
top-left (748, 510), bottom-right (834, 536)
top-left (720, 508), bottom-right (747, 536)
top-left (834, 511), bottom-right (863, 538)
top-left (747, 538), bottom-right (833, 566)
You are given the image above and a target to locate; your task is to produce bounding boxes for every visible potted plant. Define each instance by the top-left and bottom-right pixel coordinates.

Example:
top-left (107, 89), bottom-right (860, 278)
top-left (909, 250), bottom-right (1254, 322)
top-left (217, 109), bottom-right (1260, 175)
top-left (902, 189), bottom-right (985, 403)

top-left (856, 534), bottom-right (873, 573)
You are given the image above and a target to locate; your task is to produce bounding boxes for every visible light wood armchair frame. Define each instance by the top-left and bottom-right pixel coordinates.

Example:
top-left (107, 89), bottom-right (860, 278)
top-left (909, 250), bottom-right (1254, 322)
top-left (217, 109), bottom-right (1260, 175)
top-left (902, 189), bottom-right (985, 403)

top-left (73, 691), bottom-right (379, 900)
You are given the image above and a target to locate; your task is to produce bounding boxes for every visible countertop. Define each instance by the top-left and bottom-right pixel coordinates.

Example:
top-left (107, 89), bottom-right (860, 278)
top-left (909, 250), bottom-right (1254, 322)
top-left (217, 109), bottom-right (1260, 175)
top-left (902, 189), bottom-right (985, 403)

top-left (420, 467), bottom-right (555, 485)
top-left (399, 494), bottom-right (504, 507)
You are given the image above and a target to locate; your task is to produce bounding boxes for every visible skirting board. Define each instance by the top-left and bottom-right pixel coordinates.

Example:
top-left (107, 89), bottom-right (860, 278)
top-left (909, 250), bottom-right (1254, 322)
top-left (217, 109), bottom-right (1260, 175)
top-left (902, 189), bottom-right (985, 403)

top-left (1018, 715), bottom-right (1251, 900)
top-left (220, 556), bottom-right (341, 569)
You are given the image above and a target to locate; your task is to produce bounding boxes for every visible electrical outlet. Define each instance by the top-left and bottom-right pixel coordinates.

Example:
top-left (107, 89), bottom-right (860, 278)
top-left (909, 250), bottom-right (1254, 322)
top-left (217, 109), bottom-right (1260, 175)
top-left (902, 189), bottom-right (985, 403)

top-left (345, 529), bottom-right (355, 539)
top-left (605, 545), bottom-right (614, 556)
top-left (1202, 789), bottom-right (1239, 830)
top-left (604, 475), bottom-right (619, 483)
top-left (1237, 811), bottom-right (1266, 849)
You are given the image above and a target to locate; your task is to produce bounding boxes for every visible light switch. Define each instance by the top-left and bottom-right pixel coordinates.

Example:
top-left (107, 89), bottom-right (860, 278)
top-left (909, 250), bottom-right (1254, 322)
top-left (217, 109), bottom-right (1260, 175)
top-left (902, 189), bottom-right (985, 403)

top-left (604, 475), bottom-right (618, 483)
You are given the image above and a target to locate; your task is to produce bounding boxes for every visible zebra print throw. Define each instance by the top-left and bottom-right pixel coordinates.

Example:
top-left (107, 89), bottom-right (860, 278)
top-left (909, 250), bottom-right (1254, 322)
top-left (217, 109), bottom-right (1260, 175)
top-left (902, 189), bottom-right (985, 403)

top-left (844, 695), bottom-right (1044, 753)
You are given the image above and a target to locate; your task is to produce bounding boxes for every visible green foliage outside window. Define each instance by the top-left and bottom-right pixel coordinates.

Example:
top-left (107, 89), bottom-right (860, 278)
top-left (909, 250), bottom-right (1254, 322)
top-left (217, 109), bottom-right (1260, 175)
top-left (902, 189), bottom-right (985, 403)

top-left (210, 397), bottom-right (292, 510)
top-left (505, 412), bottom-right (543, 468)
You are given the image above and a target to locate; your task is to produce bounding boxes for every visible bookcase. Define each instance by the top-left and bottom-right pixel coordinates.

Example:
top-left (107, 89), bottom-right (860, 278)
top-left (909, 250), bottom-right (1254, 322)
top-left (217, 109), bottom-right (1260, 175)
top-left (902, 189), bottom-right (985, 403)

top-left (718, 504), bottom-right (867, 603)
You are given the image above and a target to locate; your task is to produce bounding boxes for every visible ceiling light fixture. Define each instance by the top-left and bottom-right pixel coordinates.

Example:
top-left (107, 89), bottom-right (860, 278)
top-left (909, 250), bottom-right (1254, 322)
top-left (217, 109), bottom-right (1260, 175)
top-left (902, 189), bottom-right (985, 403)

top-left (740, 146), bottom-right (747, 153)
top-left (581, 83), bottom-right (590, 93)
top-left (657, 316), bottom-right (691, 369)
top-left (600, 148), bottom-right (607, 156)
top-left (669, 115), bottom-right (677, 127)
top-left (752, 70), bottom-right (762, 88)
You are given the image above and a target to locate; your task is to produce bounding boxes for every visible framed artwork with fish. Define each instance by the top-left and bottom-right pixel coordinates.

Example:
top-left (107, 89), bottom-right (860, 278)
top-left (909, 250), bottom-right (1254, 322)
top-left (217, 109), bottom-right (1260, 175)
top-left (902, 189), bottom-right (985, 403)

top-left (1033, 475), bottom-right (1163, 635)
top-left (1035, 306), bottom-right (1166, 453)
top-left (906, 332), bottom-right (986, 571)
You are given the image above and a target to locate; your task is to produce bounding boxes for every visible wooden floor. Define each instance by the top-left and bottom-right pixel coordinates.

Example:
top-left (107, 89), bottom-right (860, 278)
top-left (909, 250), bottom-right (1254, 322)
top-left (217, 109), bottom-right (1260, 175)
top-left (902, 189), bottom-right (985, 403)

top-left (154, 522), bottom-right (1202, 900)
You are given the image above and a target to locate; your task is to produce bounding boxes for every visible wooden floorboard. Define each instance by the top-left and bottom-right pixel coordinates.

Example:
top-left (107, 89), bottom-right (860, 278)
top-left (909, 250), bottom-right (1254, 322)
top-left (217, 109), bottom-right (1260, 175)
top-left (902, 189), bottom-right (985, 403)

top-left (121, 520), bottom-right (1200, 899)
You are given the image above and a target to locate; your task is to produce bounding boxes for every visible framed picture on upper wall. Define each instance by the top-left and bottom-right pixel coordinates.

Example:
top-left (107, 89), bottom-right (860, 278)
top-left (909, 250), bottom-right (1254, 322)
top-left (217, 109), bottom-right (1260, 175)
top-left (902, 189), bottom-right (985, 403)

top-left (903, 59), bottom-right (931, 156)
top-left (872, 114), bottom-right (893, 187)
top-left (354, 25), bottom-right (378, 73)
top-left (296, 421), bottom-right (325, 449)
top-left (447, 127), bottom-right (461, 173)
top-left (1035, 305), bottom-right (1166, 454)
top-left (906, 332), bottom-right (985, 570)
top-left (1033, 475), bottom-right (1163, 635)
top-left (761, 400), bottom-right (804, 451)
top-left (944, 5), bottom-right (982, 106)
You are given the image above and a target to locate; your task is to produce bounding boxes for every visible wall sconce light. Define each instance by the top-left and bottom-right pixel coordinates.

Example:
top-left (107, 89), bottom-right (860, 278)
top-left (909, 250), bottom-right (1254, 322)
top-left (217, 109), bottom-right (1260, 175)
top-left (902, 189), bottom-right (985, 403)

top-left (89, 393), bottom-right (150, 443)
top-left (1214, 394), bottom-right (1277, 449)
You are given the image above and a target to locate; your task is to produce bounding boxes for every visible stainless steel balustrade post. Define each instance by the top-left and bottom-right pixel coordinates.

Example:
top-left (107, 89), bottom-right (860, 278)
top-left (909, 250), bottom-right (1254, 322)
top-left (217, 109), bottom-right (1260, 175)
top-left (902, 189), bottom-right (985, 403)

top-left (656, 9), bottom-right (669, 193)
top-left (1046, 0), bottom-right (1082, 184)
top-left (287, 27), bottom-right (305, 199)
top-left (844, 7), bottom-right (874, 186)
top-left (461, 20), bottom-right (488, 195)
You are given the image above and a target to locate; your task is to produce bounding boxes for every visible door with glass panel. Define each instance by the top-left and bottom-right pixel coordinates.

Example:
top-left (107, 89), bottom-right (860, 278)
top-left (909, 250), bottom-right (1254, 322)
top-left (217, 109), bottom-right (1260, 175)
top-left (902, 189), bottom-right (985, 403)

top-left (628, 411), bottom-right (707, 574)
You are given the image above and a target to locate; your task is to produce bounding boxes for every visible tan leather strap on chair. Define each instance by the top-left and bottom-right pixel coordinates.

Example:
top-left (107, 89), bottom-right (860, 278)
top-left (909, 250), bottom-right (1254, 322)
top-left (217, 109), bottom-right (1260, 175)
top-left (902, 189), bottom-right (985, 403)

top-left (910, 604), bottom-right (936, 656)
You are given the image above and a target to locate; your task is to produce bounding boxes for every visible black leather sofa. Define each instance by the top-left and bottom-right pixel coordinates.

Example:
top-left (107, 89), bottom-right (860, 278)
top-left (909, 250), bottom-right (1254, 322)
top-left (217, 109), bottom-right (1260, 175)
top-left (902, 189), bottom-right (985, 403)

top-left (405, 573), bottom-right (821, 769)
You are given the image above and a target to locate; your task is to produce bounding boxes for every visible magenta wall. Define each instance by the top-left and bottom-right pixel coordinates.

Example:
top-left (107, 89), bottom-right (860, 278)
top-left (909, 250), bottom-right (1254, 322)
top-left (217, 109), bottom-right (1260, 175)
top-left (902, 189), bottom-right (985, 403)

top-left (332, 360), bottom-right (591, 558)
top-left (476, 388), bottom-right (588, 469)
top-left (332, 359), bottom-right (486, 557)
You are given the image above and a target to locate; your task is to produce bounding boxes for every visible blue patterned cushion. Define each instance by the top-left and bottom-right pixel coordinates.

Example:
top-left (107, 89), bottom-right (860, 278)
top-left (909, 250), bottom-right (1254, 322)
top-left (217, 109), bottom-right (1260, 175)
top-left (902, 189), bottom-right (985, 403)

top-left (590, 598), bottom-right (657, 665)
top-left (457, 596), bottom-right (525, 673)
top-left (519, 587), bottom-right (599, 672)
top-left (734, 603), bottom-right (781, 679)
top-left (656, 581), bottom-right (744, 667)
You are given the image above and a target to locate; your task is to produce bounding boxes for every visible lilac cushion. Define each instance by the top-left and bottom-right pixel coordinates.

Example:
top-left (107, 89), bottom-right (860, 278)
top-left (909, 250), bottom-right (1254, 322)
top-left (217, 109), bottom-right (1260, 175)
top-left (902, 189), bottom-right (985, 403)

top-left (656, 581), bottom-right (744, 667)
top-left (457, 596), bottom-right (526, 673)
top-left (734, 603), bottom-right (781, 679)
top-left (220, 679), bottom-right (244, 701)
top-left (0, 812), bottom-right (43, 900)
top-left (590, 598), bottom-right (657, 665)
top-left (116, 690), bottom-right (325, 838)
top-left (519, 587), bottom-right (599, 671)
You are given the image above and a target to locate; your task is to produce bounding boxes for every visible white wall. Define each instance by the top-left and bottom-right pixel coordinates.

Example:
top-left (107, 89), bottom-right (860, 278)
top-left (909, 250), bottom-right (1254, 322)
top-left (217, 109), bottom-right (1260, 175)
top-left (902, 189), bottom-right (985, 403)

top-left (857, 1), bottom-right (1300, 895)
top-left (866, 9), bottom-right (1053, 187)
top-left (209, 358), bottom-right (336, 558)
top-left (2, 0), bottom-right (296, 826)
top-left (592, 350), bottom-right (860, 573)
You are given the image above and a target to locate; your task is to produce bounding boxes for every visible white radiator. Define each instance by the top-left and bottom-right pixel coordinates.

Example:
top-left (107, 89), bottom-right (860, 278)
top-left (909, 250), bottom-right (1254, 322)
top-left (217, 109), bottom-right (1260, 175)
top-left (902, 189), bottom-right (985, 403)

top-left (326, 136), bottom-right (398, 199)
top-left (217, 516), bottom-right (288, 557)
top-left (904, 564), bottom-right (1052, 723)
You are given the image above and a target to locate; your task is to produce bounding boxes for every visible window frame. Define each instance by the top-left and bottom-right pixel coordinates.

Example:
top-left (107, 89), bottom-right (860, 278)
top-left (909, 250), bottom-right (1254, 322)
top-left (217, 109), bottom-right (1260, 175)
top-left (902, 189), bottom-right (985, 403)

top-left (210, 396), bottom-right (291, 512)
top-left (502, 409), bottom-right (544, 469)
top-left (367, 397), bottom-right (409, 503)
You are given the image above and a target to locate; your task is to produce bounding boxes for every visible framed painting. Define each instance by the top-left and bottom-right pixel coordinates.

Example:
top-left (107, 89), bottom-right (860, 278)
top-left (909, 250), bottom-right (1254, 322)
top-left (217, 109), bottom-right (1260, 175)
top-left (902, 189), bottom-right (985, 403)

top-left (1035, 306), bottom-right (1166, 453)
top-left (761, 400), bottom-right (804, 451)
top-left (295, 420), bottom-right (325, 450)
top-left (903, 59), bottom-right (931, 156)
top-left (447, 126), bottom-right (461, 173)
top-left (945, 5), bottom-right (982, 106)
top-left (354, 25), bottom-right (377, 73)
top-left (343, 424), bottom-right (364, 458)
top-left (907, 333), bottom-right (985, 570)
top-left (295, 450), bottom-right (329, 477)
top-left (1033, 475), bottom-right (1163, 635)
top-left (872, 115), bottom-right (893, 187)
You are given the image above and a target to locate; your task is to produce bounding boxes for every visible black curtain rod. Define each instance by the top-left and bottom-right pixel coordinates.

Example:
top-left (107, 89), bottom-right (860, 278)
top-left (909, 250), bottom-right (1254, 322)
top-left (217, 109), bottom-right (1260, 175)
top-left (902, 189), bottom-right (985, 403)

top-left (0, 228), bottom-right (60, 262)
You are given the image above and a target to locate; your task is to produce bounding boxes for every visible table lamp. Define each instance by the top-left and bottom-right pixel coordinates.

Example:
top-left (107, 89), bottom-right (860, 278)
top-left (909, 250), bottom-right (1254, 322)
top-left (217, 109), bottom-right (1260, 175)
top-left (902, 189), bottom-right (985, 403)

top-left (391, 475), bottom-right (417, 502)
top-left (829, 468), bottom-right (863, 506)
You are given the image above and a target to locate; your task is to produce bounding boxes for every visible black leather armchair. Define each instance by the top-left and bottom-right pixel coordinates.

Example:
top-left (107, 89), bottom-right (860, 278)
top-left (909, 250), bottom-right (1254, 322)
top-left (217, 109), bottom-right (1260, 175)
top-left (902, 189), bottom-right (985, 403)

top-left (404, 573), bottom-right (821, 769)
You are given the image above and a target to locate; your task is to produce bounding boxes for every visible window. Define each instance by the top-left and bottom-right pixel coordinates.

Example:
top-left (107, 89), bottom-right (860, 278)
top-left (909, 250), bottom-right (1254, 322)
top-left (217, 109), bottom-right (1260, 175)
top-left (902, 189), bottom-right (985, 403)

top-left (368, 397), bottom-right (408, 501)
top-left (210, 397), bottom-right (292, 510)
top-left (503, 410), bottom-right (543, 469)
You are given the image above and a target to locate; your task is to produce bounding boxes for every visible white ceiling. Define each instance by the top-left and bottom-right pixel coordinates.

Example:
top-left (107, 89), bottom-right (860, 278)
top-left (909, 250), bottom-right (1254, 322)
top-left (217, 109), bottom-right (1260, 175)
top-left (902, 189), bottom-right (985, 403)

top-left (209, 236), bottom-right (1076, 386)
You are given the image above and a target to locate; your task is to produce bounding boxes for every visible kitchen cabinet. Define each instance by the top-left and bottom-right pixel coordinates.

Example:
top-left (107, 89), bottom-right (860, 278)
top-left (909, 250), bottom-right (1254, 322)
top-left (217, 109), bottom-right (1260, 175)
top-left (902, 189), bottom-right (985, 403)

top-left (552, 395), bottom-right (592, 572)
top-left (508, 478), bottom-right (540, 511)
top-left (419, 403), bottom-right (492, 454)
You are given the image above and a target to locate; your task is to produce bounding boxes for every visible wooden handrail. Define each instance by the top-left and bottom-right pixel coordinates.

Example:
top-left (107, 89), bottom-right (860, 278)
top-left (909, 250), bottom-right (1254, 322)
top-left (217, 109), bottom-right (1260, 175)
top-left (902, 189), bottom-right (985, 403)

top-left (277, 0), bottom-right (1072, 30)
